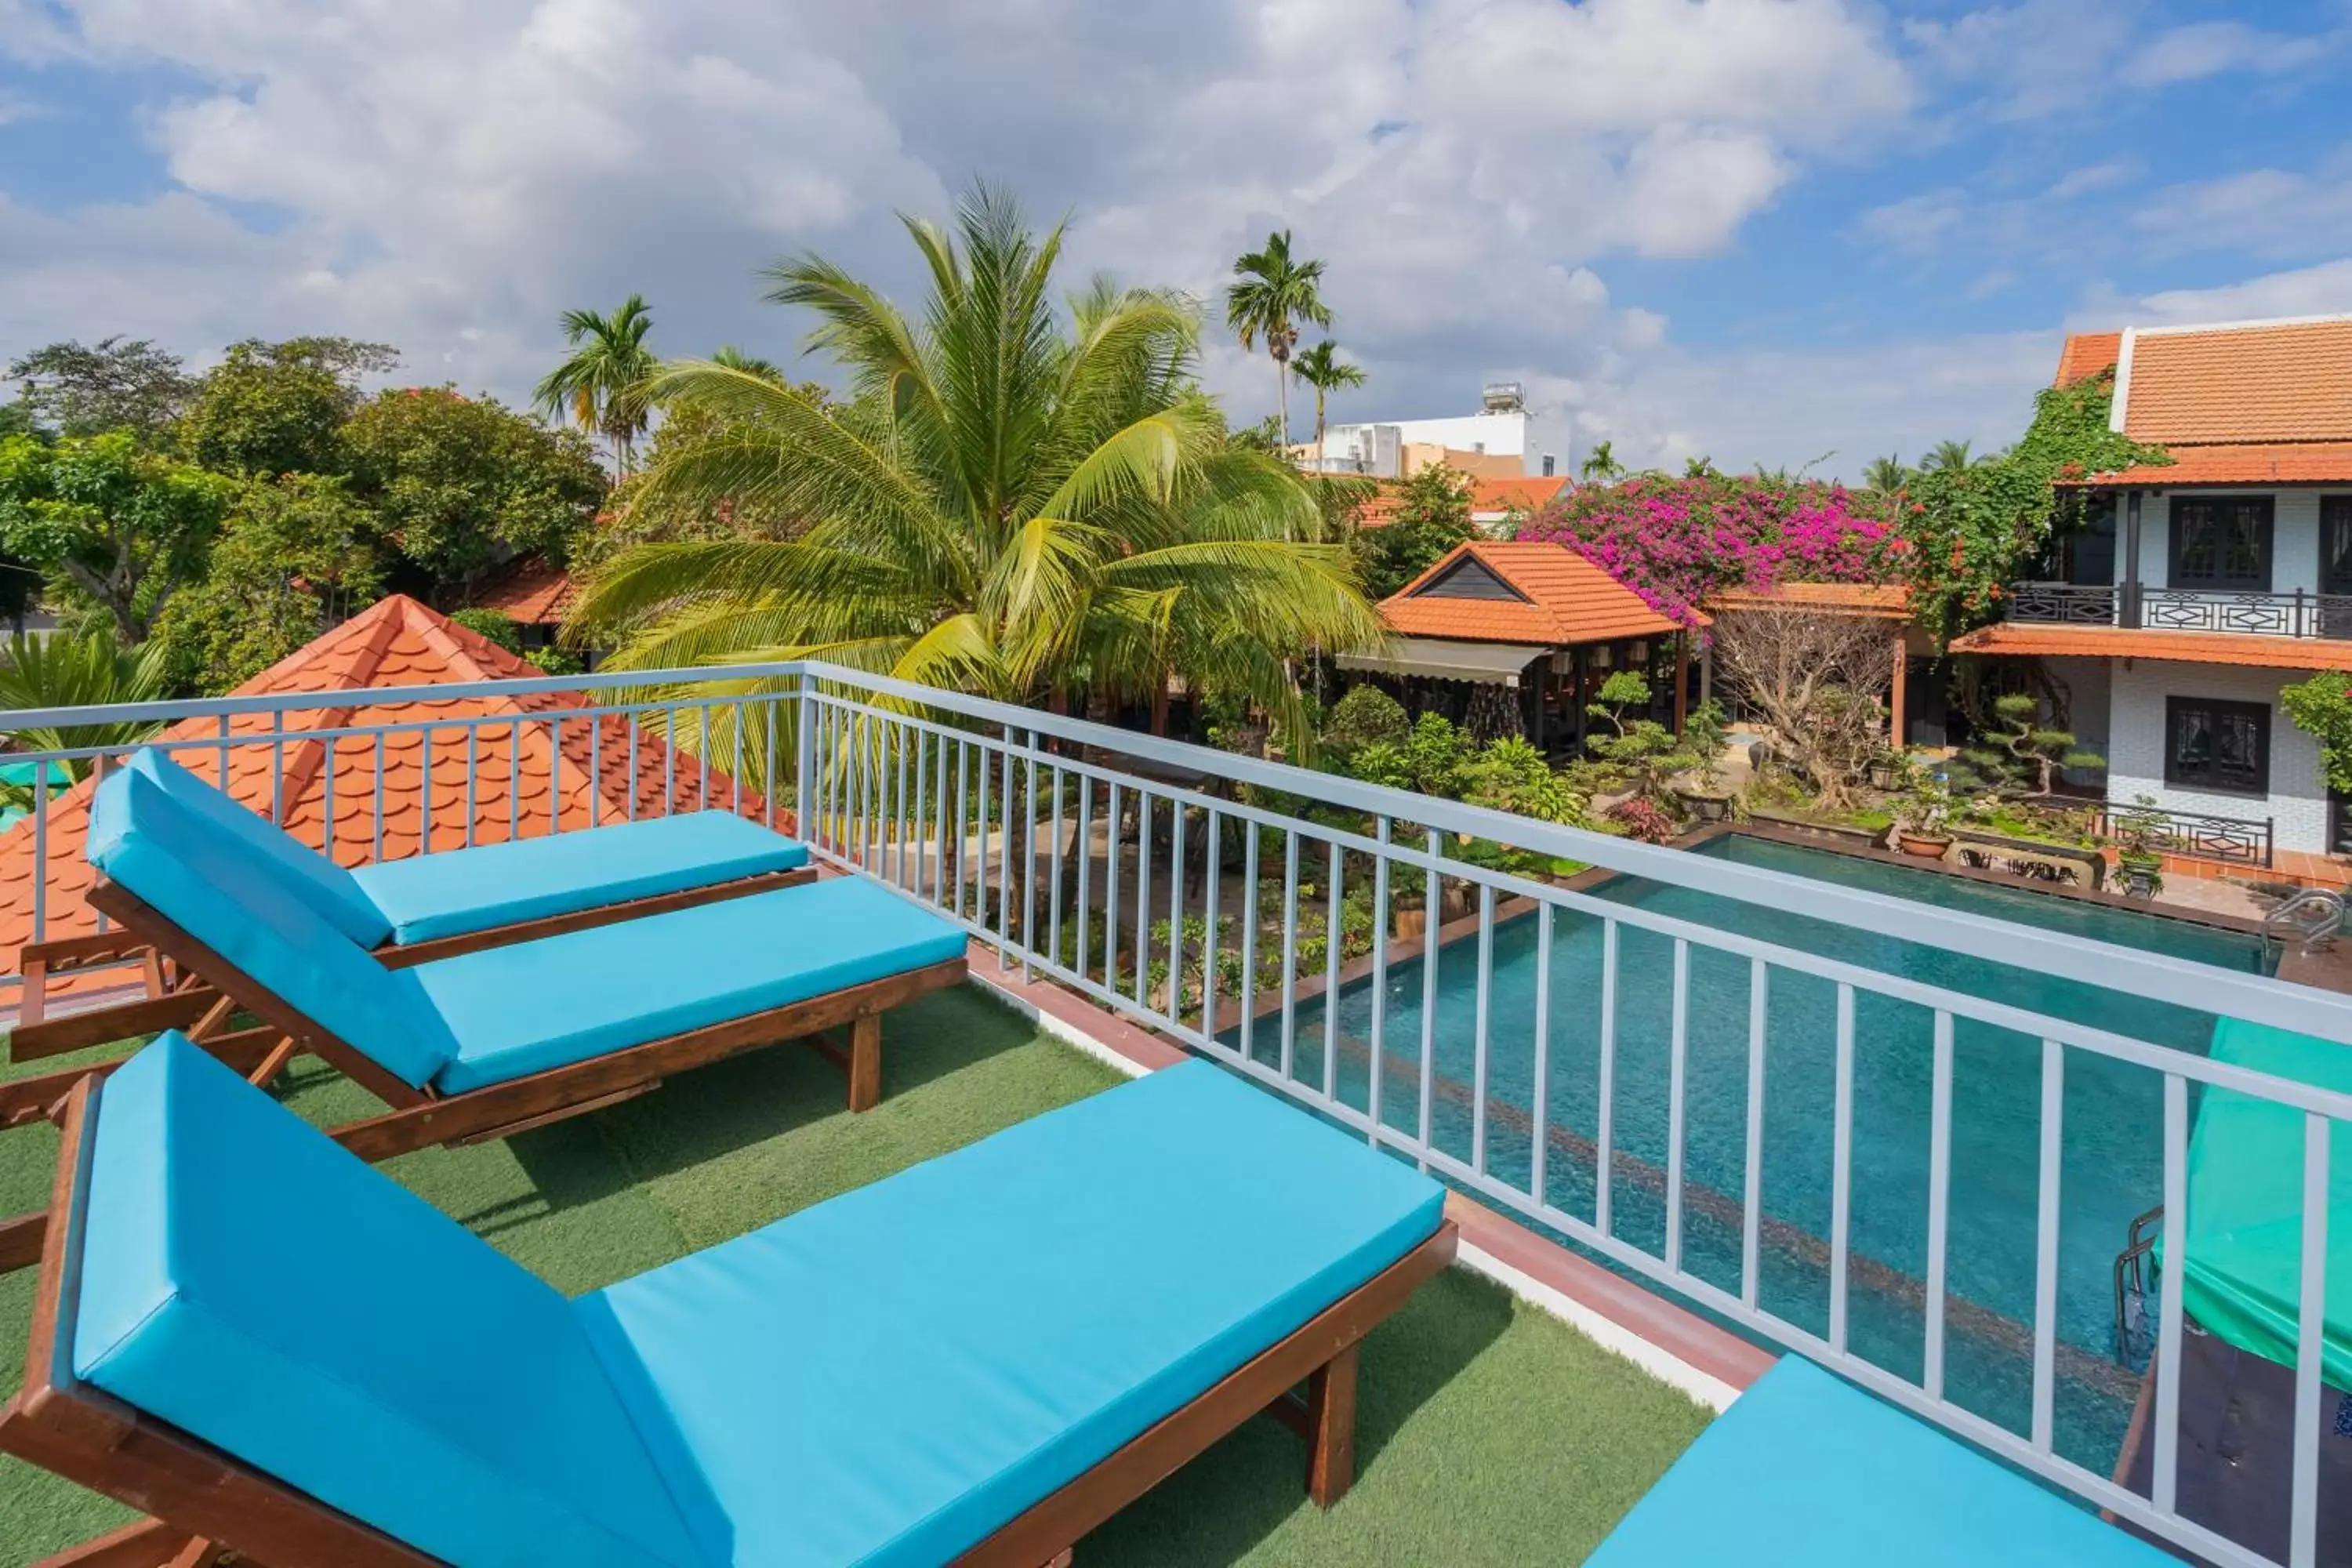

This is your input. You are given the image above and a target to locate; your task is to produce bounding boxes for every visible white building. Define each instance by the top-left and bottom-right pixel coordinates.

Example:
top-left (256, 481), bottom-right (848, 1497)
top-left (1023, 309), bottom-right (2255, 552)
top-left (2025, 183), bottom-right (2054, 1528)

top-left (1952, 314), bottom-right (2352, 870)
top-left (1305, 383), bottom-right (1569, 481)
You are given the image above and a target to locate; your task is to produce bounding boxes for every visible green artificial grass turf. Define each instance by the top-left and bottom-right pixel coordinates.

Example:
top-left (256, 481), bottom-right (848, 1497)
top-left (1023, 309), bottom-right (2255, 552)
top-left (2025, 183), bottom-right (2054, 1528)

top-left (0, 986), bottom-right (1711, 1566)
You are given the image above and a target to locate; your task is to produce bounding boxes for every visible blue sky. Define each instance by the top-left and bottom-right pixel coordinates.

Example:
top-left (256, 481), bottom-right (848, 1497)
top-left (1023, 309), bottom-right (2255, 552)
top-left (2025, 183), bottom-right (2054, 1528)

top-left (2, 0), bottom-right (2349, 477)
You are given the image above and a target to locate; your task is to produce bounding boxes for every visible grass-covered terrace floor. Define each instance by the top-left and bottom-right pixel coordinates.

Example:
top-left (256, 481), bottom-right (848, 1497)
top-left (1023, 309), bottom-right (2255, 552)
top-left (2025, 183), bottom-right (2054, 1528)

top-left (0, 986), bottom-right (1711, 1566)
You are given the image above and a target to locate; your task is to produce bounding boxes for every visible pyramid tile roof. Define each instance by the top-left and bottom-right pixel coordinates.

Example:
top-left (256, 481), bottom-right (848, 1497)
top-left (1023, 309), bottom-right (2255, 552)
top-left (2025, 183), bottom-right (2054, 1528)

top-left (0, 594), bottom-right (776, 986)
top-left (1377, 541), bottom-right (1696, 646)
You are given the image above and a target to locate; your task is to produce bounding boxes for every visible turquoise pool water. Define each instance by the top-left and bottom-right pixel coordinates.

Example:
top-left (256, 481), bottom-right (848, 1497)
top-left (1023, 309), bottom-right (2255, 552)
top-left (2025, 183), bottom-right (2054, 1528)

top-left (1276, 834), bottom-right (2270, 1472)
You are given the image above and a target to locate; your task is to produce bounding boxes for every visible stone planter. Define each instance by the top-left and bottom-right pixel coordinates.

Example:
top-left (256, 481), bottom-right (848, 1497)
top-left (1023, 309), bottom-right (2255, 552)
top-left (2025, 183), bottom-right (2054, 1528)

top-left (1394, 905), bottom-right (1428, 942)
top-left (1896, 831), bottom-right (1954, 858)
top-left (1675, 788), bottom-right (1732, 822)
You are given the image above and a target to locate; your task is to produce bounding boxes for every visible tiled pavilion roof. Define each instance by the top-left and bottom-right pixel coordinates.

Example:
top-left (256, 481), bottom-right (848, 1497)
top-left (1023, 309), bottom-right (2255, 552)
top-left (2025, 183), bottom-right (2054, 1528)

top-left (1376, 541), bottom-right (1698, 646)
top-left (0, 594), bottom-right (775, 981)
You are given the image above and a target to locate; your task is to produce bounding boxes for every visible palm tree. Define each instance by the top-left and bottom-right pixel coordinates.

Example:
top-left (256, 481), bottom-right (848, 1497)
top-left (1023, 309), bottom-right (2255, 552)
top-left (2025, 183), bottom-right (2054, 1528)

top-left (1581, 441), bottom-right (1626, 483)
top-left (573, 184), bottom-right (1384, 785)
top-left (1225, 231), bottom-right (1331, 449)
top-left (0, 630), bottom-right (168, 811)
top-left (534, 295), bottom-right (658, 475)
top-left (1925, 439), bottom-right (1975, 473)
top-left (710, 345), bottom-right (786, 383)
top-left (1863, 454), bottom-right (1915, 495)
top-left (1290, 341), bottom-right (1365, 469)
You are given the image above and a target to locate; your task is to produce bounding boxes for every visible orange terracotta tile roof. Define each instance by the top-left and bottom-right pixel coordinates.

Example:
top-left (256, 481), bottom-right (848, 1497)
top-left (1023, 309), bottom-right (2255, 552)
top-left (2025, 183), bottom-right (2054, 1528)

top-left (1709, 582), bottom-right (1911, 617)
top-left (2117, 318), bottom-right (2352, 445)
top-left (0, 593), bottom-right (775, 988)
top-left (2053, 332), bottom-right (2122, 387)
top-left (1468, 476), bottom-right (1570, 516)
top-left (1949, 620), bottom-right (2352, 672)
top-left (1377, 541), bottom-right (1697, 646)
top-left (474, 557), bottom-right (578, 624)
top-left (2078, 441), bottom-right (2352, 488)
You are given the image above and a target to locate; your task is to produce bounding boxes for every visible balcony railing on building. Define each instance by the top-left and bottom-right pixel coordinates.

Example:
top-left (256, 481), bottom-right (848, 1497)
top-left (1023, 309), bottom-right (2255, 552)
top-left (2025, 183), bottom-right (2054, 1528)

top-left (2007, 579), bottom-right (2352, 639)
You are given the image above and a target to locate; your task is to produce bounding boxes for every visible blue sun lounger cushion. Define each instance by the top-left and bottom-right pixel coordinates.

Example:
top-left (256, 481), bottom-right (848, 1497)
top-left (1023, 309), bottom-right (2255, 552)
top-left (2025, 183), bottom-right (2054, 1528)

top-left (89, 768), bottom-right (459, 1088)
top-left (70, 1039), bottom-right (1446, 1568)
top-left (1588, 1356), bottom-right (2177, 1566)
top-left (72, 1033), bottom-right (706, 1568)
top-left (123, 747), bottom-right (809, 949)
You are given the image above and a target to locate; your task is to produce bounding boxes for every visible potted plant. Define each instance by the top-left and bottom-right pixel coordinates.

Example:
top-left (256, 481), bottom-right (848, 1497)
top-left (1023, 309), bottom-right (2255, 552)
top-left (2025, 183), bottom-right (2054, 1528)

top-left (1865, 745), bottom-right (1906, 793)
top-left (1894, 772), bottom-right (1955, 858)
top-left (2110, 795), bottom-right (2169, 898)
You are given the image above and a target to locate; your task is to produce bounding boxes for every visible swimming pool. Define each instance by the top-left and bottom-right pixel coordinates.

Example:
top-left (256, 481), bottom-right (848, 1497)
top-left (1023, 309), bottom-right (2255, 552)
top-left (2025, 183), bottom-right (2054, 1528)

top-left (1276, 833), bottom-right (2271, 1472)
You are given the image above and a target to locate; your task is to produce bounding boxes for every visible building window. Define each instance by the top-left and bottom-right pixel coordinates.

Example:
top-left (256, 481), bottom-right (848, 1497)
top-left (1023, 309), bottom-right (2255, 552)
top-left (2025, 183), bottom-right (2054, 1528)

top-left (1541, 454), bottom-right (1556, 477)
top-left (2165, 696), bottom-right (2270, 797)
top-left (2169, 495), bottom-right (2274, 590)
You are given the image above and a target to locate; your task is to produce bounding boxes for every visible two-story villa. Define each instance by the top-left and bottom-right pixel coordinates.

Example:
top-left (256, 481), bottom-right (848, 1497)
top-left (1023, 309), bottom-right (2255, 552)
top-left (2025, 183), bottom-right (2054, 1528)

top-left (1951, 314), bottom-right (2352, 876)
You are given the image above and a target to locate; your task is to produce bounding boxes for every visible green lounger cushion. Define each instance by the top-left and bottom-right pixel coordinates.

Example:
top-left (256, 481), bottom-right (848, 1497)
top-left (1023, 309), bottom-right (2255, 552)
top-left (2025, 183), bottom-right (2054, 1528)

top-left (89, 768), bottom-right (459, 1088)
top-left (350, 811), bottom-right (809, 946)
top-left (415, 877), bottom-right (967, 1094)
top-left (72, 1033), bottom-right (704, 1568)
top-left (1588, 1356), bottom-right (2176, 1566)
top-left (575, 1058), bottom-right (1446, 1567)
top-left (126, 748), bottom-right (394, 947)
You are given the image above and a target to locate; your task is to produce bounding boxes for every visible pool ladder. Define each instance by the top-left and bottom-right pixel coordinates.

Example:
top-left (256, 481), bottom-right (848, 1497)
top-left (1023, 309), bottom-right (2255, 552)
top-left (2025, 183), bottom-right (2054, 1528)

top-left (2263, 887), bottom-right (2343, 956)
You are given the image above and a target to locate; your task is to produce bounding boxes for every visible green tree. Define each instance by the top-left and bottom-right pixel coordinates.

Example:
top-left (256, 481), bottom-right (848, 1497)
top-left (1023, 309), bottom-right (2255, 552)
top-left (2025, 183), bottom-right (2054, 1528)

top-left (2284, 673), bottom-right (2352, 793)
top-left (0, 401), bottom-right (36, 441)
top-left (1225, 230), bottom-right (1330, 448)
top-left (1321, 682), bottom-right (1410, 753)
top-left (6, 338), bottom-right (197, 438)
top-left (176, 336), bottom-right (398, 477)
top-left (342, 387), bottom-right (607, 601)
top-left (449, 607), bottom-right (525, 653)
top-left (0, 431), bottom-right (233, 639)
top-left (534, 294), bottom-right (657, 474)
top-left (150, 473), bottom-right (387, 693)
top-left (1353, 463), bottom-right (1479, 599)
top-left (1290, 340), bottom-right (1365, 466)
top-left (1863, 454), bottom-right (1914, 495)
top-left (1925, 439), bottom-right (1976, 472)
top-left (1581, 440), bottom-right (1625, 482)
top-left (1952, 691), bottom-right (2102, 798)
top-left (709, 345), bottom-right (787, 382)
top-left (578, 184), bottom-right (1383, 767)
top-left (0, 628), bottom-right (169, 806)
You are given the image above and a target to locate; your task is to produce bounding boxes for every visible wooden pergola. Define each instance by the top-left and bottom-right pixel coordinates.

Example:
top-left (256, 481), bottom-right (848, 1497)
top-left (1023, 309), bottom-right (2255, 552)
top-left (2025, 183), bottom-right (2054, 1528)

top-left (1705, 583), bottom-right (1916, 740)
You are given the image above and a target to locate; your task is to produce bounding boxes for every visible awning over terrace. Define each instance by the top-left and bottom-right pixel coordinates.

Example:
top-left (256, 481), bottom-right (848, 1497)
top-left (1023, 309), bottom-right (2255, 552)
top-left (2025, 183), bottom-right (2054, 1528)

top-left (1338, 637), bottom-right (1537, 687)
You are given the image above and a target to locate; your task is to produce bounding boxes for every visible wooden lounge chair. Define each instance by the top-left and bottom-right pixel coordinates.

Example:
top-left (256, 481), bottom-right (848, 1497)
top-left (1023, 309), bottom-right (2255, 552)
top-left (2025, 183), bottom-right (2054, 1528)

top-left (4, 1036), bottom-right (1455, 1568)
top-left (13, 749), bottom-right (817, 1060)
top-left (0, 766), bottom-right (967, 1272)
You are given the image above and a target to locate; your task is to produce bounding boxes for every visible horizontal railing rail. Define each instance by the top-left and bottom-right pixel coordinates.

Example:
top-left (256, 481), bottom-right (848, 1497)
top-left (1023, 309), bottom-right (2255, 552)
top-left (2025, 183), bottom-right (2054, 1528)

top-left (2007, 579), bottom-right (2352, 640)
top-left (2095, 804), bottom-right (2275, 870)
top-left (0, 658), bottom-right (2343, 1568)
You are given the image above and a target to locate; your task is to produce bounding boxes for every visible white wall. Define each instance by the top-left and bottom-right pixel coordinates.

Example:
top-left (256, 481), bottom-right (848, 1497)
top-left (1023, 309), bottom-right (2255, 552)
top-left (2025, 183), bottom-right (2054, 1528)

top-left (2128, 488), bottom-right (2321, 593)
top-left (2104, 659), bottom-right (2328, 853)
top-left (2042, 655), bottom-right (2111, 787)
top-left (1326, 408), bottom-right (1566, 477)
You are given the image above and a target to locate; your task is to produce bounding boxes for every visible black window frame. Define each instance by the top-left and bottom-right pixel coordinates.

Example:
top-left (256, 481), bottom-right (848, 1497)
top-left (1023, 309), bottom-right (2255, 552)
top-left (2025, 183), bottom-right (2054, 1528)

top-left (2164, 695), bottom-right (2271, 798)
top-left (2167, 495), bottom-right (2275, 591)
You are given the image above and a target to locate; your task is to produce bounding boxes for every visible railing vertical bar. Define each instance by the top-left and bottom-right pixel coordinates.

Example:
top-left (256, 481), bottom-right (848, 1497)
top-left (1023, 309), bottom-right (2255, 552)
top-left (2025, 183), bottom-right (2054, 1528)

top-left (663, 705), bottom-right (677, 817)
top-left (1021, 740), bottom-right (1038, 980)
top-left (1102, 781), bottom-right (1120, 991)
top-left (1597, 918), bottom-right (1619, 1236)
top-left (549, 716), bottom-right (562, 834)
top-left (269, 710), bottom-right (285, 826)
top-left (1075, 779), bottom-right (1094, 982)
top-left (420, 724), bottom-right (433, 855)
top-left (509, 719), bottom-right (522, 841)
top-left (1830, 983), bottom-right (1855, 1355)
top-left (1472, 883), bottom-right (1495, 1175)
top-left (1278, 828), bottom-right (1299, 1082)
top-left (2031, 1037), bottom-right (2064, 1453)
top-left (955, 741), bottom-right (971, 920)
top-left (1171, 802), bottom-right (1190, 1023)
top-left (1133, 793), bottom-right (1154, 1005)
top-left (373, 732), bottom-right (387, 863)
top-left (1201, 811), bottom-right (1221, 1038)
top-left (216, 713), bottom-right (231, 789)
top-left (999, 729), bottom-right (1017, 972)
top-left (764, 695), bottom-right (778, 829)
top-left (590, 708), bottom-right (603, 831)
top-left (896, 721), bottom-right (912, 890)
top-left (30, 771), bottom-right (46, 942)
top-left (2154, 1073), bottom-right (2187, 1517)
top-left (2290, 1111), bottom-right (2330, 1568)
top-left (1531, 902), bottom-right (1554, 1206)
top-left (1238, 822), bottom-right (1258, 1064)
top-left (464, 724), bottom-right (479, 848)
top-left (1741, 960), bottom-right (1769, 1311)
top-left (321, 737), bottom-right (336, 861)
top-left (1418, 829), bottom-right (1442, 1173)
top-left (699, 703), bottom-right (712, 811)
top-left (1324, 840), bottom-right (1344, 1097)
top-left (1925, 1010), bottom-right (1955, 1400)
top-left (1368, 817), bottom-right (1392, 1145)
top-left (628, 716), bottom-right (641, 821)
top-left (1049, 759), bottom-right (1065, 966)
top-left (934, 727), bottom-right (952, 907)
top-left (975, 732), bottom-right (991, 917)
top-left (1667, 937), bottom-right (1690, 1274)
top-left (909, 728), bottom-right (928, 899)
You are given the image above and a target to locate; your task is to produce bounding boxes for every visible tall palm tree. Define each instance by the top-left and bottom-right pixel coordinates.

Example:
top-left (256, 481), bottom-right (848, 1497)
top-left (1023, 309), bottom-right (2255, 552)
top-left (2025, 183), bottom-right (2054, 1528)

top-left (534, 295), bottom-right (658, 475)
top-left (1581, 441), bottom-right (1626, 483)
top-left (1863, 454), bottom-right (1915, 495)
top-left (1925, 439), bottom-right (1975, 473)
top-left (709, 345), bottom-right (787, 383)
top-left (1290, 341), bottom-right (1365, 470)
top-left (1225, 230), bottom-right (1330, 449)
top-left (573, 185), bottom-right (1384, 783)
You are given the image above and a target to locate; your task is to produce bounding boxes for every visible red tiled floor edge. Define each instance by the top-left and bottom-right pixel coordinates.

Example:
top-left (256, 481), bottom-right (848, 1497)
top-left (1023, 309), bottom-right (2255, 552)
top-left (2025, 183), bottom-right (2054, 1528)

top-left (965, 951), bottom-right (1769, 1411)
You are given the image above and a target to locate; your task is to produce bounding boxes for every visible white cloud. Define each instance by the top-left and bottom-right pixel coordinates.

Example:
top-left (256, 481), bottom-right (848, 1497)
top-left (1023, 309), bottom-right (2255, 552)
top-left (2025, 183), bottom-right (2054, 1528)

top-left (1860, 188), bottom-right (1970, 253)
top-left (1903, 0), bottom-right (2133, 122)
top-left (2090, 257), bottom-right (2352, 327)
top-left (2132, 154), bottom-right (2352, 260)
top-left (0, 90), bottom-right (44, 126)
top-left (2118, 20), bottom-right (2337, 87)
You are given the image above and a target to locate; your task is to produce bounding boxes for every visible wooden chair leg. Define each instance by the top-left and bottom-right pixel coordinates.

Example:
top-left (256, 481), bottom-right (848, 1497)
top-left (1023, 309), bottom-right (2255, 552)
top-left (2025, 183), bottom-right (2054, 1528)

top-left (1305, 1342), bottom-right (1359, 1508)
top-left (847, 1012), bottom-right (882, 1112)
top-left (30, 1517), bottom-right (209, 1568)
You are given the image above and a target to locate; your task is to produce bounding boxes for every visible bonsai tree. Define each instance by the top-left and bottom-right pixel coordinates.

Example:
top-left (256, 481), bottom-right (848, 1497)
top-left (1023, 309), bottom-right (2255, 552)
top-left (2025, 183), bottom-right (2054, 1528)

top-left (1321, 682), bottom-right (1410, 756)
top-left (1896, 768), bottom-right (1953, 841)
top-left (1955, 691), bottom-right (2103, 799)
top-left (1584, 671), bottom-right (1711, 807)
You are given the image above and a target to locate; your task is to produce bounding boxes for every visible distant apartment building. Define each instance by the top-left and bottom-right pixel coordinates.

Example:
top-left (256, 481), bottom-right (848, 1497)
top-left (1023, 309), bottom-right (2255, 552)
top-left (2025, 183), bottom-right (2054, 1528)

top-left (1294, 383), bottom-right (1569, 481)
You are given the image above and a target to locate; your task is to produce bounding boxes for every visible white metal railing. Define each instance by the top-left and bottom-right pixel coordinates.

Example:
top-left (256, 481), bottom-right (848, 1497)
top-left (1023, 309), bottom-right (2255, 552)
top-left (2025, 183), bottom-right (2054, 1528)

top-left (0, 659), bottom-right (2346, 1567)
